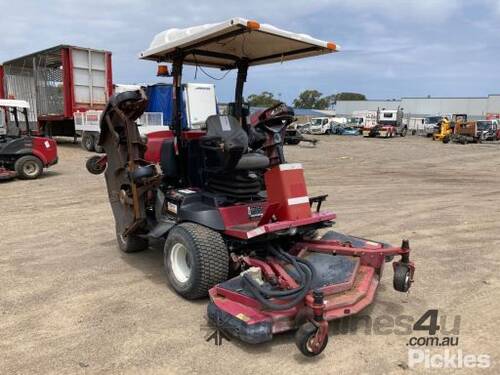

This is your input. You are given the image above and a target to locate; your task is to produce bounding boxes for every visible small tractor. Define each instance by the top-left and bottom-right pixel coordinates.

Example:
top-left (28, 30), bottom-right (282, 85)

top-left (87, 18), bottom-right (415, 357)
top-left (0, 99), bottom-right (58, 181)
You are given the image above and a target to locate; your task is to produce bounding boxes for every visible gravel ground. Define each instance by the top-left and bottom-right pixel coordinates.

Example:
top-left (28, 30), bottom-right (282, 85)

top-left (1, 135), bottom-right (499, 374)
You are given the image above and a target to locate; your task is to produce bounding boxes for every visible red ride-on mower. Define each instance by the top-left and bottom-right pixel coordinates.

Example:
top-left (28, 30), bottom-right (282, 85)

top-left (0, 100), bottom-right (58, 181)
top-left (87, 18), bottom-right (415, 357)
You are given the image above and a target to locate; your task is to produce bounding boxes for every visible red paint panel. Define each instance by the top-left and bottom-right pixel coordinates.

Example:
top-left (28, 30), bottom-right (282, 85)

top-left (144, 130), bottom-right (174, 163)
top-left (181, 130), bottom-right (206, 140)
top-left (223, 211), bottom-right (336, 239)
top-left (61, 48), bottom-right (74, 118)
top-left (0, 65), bottom-right (5, 99)
top-left (105, 52), bottom-right (113, 98)
top-left (264, 165), bottom-right (311, 221)
top-left (31, 137), bottom-right (58, 166)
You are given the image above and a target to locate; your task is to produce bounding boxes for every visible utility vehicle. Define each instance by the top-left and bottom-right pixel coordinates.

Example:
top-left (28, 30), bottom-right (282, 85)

top-left (88, 17), bottom-right (415, 357)
top-left (0, 99), bottom-right (57, 180)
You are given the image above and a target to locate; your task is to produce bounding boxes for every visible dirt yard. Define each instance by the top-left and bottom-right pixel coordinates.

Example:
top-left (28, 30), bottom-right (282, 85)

top-left (1, 136), bottom-right (499, 374)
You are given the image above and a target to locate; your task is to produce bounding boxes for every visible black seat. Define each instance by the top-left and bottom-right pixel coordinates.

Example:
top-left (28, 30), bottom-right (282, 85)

top-left (201, 115), bottom-right (269, 172)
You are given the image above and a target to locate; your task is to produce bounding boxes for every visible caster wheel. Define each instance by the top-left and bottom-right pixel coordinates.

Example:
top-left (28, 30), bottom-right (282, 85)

top-left (86, 156), bottom-right (106, 175)
top-left (295, 322), bottom-right (328, 357)
top-left (394, 264), bottom-right (412, 292)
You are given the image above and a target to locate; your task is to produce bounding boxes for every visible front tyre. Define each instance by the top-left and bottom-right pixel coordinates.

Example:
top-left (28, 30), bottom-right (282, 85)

top-left (393, 264), bottom-right (412, 292)
top-left (15, 155), bottom-right (43, 179)
top-left (164, 223), bottom-right (229, 299)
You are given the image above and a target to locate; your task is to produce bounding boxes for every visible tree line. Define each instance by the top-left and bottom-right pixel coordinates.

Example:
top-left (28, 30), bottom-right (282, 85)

top-left (246, 90), bottom-right (366, 109)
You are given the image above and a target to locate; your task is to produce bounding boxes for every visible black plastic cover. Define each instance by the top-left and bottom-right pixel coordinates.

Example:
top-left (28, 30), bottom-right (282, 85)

top-left (207, 301), bottom-right (273, 344)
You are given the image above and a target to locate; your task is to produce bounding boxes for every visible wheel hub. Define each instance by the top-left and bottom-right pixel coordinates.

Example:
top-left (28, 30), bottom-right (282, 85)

top-left (23, 161), bottom-right (39, 176)
top-left (170, 243), bottom-right (191, 283)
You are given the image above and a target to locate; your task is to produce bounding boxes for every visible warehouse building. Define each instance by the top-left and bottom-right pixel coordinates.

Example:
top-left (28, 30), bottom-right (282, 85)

top-left (336, 94), bottom-right (500, 119)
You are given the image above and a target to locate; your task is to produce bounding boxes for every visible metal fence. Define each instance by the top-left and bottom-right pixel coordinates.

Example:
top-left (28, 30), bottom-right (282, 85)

top-left (3, 48), bottom-right (64, 123)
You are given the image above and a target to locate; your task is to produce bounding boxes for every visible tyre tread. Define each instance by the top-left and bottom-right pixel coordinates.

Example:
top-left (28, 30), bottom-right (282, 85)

top-left (170, 223), bottom-right (228, 299)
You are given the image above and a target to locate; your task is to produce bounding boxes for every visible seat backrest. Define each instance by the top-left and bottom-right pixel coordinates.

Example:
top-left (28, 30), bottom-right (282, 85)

top-left (205, 115), bottom-right (248, 153)
top-left (160, 139), bottom-right (178, 178)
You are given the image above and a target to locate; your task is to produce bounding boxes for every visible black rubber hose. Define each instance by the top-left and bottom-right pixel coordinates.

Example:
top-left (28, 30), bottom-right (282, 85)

top-left (241, 247), bottom-right (316, 311)
top-left (243, 260), bottom-right (311, 297)
top-left (243, 274), bottom-right (310, 310)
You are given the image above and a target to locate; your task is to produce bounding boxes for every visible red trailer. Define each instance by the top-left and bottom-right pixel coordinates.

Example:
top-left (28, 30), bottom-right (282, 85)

top-left (0, 45), bottom-right (113, 138)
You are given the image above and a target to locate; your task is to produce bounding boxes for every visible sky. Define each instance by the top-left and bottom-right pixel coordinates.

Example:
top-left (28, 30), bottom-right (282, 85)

top-left (1, 0), bottom-right (499, 104)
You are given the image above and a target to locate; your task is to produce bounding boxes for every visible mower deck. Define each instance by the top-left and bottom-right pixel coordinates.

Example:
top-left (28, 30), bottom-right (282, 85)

top-left (0, 167), bottom-right (17, 181)
top-left (208, 232), bottom-right (411, 345)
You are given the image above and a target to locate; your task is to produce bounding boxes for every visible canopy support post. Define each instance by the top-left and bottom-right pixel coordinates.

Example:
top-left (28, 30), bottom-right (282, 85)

top-left (234, 59), bottom-right (248, 131)
top-left (172, 53), bottom-right (186, 185)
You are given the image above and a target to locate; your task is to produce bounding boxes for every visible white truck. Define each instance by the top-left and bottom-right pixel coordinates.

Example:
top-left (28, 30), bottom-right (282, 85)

top-left (407, 116), bottom-right (444, 137)
top-left (78, 83), bottom-right (218, 151)
top-left (362, 107), bottom-right (407, 138)
top-left (309, 117), bottom-right (344, 135)
top-left (347, 110), bottom-right (377, 130)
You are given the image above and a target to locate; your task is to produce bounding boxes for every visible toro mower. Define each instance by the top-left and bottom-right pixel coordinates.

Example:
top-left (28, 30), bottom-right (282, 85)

top-left (0, 100), bottom-right (57, 181)
top-left (87, 18), bottom-right (415, 356)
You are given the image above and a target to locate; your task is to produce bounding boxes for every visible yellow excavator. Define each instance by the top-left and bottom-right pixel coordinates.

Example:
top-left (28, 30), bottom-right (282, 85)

top-left (433, 114), bottom-right (467, 143)
top-left (433, 117), bottom-right (452, 141)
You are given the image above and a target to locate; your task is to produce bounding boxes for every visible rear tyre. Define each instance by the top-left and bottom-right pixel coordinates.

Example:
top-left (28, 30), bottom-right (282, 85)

top-left (442, 135), bottom-right (450, 144)
top-left (15, 155), bottom-right (43, 179)
top-left (81, 132), bottom-right (95, 152)
top-left (295, 322), bottom-right (328, 357)
top-left (164, 223), bottom-right (229, 299)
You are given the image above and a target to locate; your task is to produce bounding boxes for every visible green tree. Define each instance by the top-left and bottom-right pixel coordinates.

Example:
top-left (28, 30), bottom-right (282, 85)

top-left (335, 92), bottom-right (366, 101)
top-left (247, 91), bottom-right (281, 107)
top-left (293, 90), bottom-right (335, 109)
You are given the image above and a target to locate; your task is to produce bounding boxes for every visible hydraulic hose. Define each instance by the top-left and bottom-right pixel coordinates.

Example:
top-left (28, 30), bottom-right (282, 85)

top-left (241, 246), bottom-right (316, 311)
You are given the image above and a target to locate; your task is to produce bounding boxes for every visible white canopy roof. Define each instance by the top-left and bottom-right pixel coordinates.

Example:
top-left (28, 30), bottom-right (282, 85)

top-left (0, 99), bottom-right (30, 109)
top-left (140, 17), bottom-right (339, 69)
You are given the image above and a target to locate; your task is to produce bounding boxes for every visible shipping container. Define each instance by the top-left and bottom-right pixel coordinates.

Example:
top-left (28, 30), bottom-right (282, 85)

top-left (0, 45), bottom-right (113, 137)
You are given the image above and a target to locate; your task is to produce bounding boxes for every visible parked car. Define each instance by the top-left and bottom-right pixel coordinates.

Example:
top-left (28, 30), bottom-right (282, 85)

top-left (339, 126), bottom-right (360, 136)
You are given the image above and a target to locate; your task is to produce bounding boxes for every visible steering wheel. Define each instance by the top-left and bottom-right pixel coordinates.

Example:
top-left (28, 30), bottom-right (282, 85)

top-left (253, 103), bottom-right (295, 135)
top-left (251, 103), bottom-right (295, 165)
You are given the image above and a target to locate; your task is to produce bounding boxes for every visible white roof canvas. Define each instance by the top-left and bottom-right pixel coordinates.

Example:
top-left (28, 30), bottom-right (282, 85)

top-left (140, 17), bottom-right (339, 69)
top-left (0, 99), bottom-right (30, 109)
